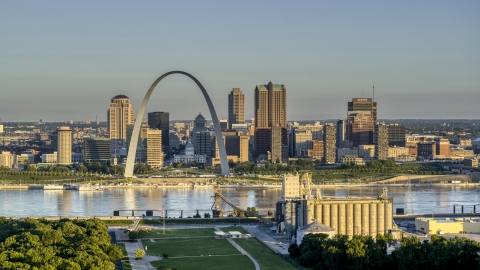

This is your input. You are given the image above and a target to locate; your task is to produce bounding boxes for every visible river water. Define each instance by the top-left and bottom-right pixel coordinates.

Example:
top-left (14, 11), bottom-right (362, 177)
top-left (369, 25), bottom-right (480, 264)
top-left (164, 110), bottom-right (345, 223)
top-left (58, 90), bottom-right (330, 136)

top-left (1, 185), bottom-right (479, 217)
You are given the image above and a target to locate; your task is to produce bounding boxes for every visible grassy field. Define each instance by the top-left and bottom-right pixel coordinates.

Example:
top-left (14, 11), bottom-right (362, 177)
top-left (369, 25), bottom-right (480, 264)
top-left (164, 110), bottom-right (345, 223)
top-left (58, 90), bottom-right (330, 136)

top-left (138, 228), bottom-right (215, 238)
top-left (142, 238), bottom-right (240, 257)
top-left (151, 255), bottom-right (254, 270)
top-left (234, 239), bottom-right (297, 270)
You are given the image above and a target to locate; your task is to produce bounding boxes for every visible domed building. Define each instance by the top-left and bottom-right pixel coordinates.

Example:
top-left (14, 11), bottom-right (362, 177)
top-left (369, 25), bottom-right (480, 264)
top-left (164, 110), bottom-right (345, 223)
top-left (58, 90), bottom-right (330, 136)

top-left (173, 140), bottom-right (206, 164)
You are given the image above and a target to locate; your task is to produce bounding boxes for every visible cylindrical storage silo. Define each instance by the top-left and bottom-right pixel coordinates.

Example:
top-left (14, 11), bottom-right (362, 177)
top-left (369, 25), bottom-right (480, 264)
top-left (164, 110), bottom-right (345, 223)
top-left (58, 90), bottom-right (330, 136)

top-left (354, 203), bottom-right (362, 235)
top-left (322, 203), bottom-right (331, 227)
top-left (330, 204), bottom-right (338, 233)
top-left (338, 203), bottom-right (346, 235)
top-left (385, 201), bottom-right (393, 231)
top-left (361, 203), bottom-right (369, 236)
top-left (307, 202), bottom-right (315, 225)
top-left (369, 203), bottom-right (377, 237)
top-left (314, 203), bottom-right (322, 223)
top-left (346, 203), bottom-right (354, 237)
top-left (377, 202), bottom-right (385, 235)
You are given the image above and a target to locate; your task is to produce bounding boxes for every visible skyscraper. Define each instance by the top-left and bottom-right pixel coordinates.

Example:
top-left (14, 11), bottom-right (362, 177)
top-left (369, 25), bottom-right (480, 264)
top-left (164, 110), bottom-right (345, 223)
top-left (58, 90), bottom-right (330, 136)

top-left (346, 113), bottom-right (374, 147)
top-left (348, 98), bottom-right (377, 121)
top-left (142, 128), bottom-right (163, 168)
top-left (346, 98), bottom-right (377, 146)
top-left (254, 82), bottom-right (287, 161)
top-left (323, 123), bottom-right (336, 164)
top-left (108, 95), bottom-right (134, 157)
top-left (228, 88), bottom-right (245, 130)
top-left (336, 119), bottom-right (346, 149)
top-left (254, 82), bottom-right (286, 128)
top-left (192, 113), bottom-right (206, 146)
top-left (148, 111), bottom-right (170, 147)
top-left (374, 123), bottom-right (389, 160)
top-left (84, 137), bottom-right (111, 164)
top-left (57, 126), bottom-right (72, 164)
top-left (387, 124), bottom-right (406, 147)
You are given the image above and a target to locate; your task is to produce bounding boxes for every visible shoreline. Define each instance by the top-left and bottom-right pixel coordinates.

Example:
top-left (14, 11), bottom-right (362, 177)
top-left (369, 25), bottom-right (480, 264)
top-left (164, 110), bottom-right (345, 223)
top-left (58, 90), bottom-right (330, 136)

top-left (1, 182), bottom-right (479, 191)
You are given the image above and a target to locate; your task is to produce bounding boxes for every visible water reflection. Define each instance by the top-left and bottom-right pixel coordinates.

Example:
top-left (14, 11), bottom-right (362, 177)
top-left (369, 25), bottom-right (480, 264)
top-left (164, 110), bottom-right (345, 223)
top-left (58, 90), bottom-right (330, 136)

top-left (0, 186), bottom-right (479, 217)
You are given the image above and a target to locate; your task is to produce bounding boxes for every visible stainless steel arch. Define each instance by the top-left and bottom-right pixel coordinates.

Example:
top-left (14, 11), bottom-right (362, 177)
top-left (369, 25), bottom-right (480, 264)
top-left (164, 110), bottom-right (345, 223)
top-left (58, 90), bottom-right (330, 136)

top-left (124, 71), bottom-right (230, 177)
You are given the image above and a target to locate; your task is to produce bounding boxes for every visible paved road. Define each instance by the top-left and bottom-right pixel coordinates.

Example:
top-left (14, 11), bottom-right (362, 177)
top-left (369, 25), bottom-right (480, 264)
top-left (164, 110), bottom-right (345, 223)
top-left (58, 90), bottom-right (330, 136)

top-left (243, 225), bottom-right (290, 255)
top-left (123, 241), bottom-right (159, 270)
top-left (108, 230), bottom-right (124, 270)
top-left (214, 227), bottom-right (260, 270)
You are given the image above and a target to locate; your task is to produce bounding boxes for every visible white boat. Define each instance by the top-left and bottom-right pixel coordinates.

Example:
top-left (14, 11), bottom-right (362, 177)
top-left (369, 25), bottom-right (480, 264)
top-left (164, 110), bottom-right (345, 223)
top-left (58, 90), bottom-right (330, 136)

top-left (78, 184), bottom-right (105, 191)
top-left (43, 184), bottom-right (64, 190)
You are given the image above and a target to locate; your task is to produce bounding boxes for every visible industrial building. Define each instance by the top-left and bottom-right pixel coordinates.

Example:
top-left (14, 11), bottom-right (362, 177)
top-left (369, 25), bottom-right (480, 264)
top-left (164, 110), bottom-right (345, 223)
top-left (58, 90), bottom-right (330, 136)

top-left (416, 218), bottom-right (480, 234)
top-left (277, 173), bottom-right (394, 240)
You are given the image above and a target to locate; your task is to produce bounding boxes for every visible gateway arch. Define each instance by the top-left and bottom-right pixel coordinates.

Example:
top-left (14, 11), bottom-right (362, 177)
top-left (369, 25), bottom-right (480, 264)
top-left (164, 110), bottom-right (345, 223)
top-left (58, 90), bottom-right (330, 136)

top-left (124, 71), bottom-right (230, 178)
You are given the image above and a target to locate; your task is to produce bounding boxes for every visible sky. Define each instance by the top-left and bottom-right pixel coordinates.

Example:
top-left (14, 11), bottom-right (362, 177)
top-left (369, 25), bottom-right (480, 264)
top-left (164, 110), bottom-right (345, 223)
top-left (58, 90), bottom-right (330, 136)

top-left (0, 1), bottom-right (479, 122)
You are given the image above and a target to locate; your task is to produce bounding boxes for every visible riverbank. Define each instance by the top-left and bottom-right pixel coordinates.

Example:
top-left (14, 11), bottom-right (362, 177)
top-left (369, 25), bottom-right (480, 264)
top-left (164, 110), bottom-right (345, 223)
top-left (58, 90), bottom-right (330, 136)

top-left (1, 181), bottom-right (479, 190)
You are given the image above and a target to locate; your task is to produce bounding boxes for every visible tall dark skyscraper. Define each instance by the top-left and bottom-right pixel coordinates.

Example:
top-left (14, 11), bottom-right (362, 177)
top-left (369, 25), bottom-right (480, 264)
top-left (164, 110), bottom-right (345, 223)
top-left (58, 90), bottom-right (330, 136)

top-left (336, 119), bottom-right (346, 149)
top-left (387, 124), bottom-right (406, 147)
top-left (228, 88), bottom-right (245, 130)
top-left (253, 82), bottom-right (287, 161)
top-left (346, 98), bottom-right (377, 146)
top-left (147, 111), bottom-right (169, 147)
top-left (254, 82), bottom-right (286, 128)
top-left (348, 98), bottom-right (377, 121)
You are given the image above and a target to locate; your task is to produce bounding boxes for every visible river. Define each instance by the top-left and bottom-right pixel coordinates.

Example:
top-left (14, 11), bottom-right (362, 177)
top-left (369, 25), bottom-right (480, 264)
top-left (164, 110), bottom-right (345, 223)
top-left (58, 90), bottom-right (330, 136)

top-left (1, 185), bottom-right (479, 217)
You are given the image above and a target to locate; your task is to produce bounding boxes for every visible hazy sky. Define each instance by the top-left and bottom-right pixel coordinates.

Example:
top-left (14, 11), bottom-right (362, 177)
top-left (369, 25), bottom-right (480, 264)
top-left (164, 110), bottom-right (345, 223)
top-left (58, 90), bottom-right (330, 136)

top-left (1, 1), bottom-right (479, 122)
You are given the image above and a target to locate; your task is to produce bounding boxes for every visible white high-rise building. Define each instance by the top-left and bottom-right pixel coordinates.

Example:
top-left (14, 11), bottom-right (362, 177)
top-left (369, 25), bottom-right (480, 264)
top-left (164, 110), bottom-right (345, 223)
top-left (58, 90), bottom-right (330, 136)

top-left (57, 126), bottom-right (72, 164)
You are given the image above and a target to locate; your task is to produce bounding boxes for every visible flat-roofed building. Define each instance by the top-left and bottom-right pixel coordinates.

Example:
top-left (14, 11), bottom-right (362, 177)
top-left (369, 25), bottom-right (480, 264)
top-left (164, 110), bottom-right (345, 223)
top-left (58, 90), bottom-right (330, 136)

top-left (374, 123), bottom-right (389, 160)
top-left (41, 152), bottom-right (57, 163)
top-left (310, 141), bottom-right (324, 160)
top-left (464, 158), bottom-right (478, 167)
top-left (140, 128), bottom-right (163, 168)
top-left (228, 88), bottom-right (245, 129)
top-left (418, 142), bottom-right (436, 158)
top-left (57, 126), bottom-right (72, 164)
top-left (148, 111), bottom-right (169, 147)
top-left (323, 123), bottom-right (336, 164)
top-left (337, 148), bottom-right (358, 163)
top-left (282, 173), bottom-right (300, 200)
top-left (388, 146), bottom-right (410, 159)
top-left (0, 151), bottom-right (14, 168)
top-left (342, 155), bottom-right (365, 165)
top-left (84, 137), bottom-right (111, 164)
top-left (358, 145), bottom-right (375, 161)
top-left (436, 139), bottom-right (450, 157)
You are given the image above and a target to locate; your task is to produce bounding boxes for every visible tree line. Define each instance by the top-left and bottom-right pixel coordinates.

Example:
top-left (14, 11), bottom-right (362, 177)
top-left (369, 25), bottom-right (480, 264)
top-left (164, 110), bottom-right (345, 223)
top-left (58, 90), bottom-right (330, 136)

top-left (0, 161), bottom-right (153, 176)
top-left (225, 159), bottom-right (444, 176)
top-left (289, 233), bottom-right (480, 270)
top-left (0, 217), bottom-right (122, 269)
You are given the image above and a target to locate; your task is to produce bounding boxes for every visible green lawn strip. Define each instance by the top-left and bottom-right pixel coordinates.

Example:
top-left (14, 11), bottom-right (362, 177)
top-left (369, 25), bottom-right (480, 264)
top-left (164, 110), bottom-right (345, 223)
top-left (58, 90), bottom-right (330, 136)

top-left (151, 255), bottom-right (254, 270)
top-left (121, 261), bottom-right (132, 270)
top-left (117, 243), bottom-right (128, 258)
top-left (219, 226), bottom-right (249, 234)
top-left (140, 217), bottom-right (264, 225)
top-left (141, 238), bottom-right (241, 257)
top-left (138, 228), bottom-right (215, 238)
top-left (234, 239), bottom-right (297, 270)
top-left (103, 219), bottom-right (133, 226)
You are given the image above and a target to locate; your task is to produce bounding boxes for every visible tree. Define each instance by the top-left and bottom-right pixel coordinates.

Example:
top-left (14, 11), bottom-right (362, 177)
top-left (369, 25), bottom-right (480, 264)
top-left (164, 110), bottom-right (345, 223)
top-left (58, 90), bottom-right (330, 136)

top-left (134, 249), bottom-right (145, 260)
top-left (288, 243), bottom-right (301, 258)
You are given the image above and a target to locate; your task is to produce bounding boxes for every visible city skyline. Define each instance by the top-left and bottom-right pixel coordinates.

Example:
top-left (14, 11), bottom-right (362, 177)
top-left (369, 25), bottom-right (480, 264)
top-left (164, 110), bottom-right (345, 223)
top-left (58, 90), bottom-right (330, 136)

top-left (0, 1), bottom-right (479, 121)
